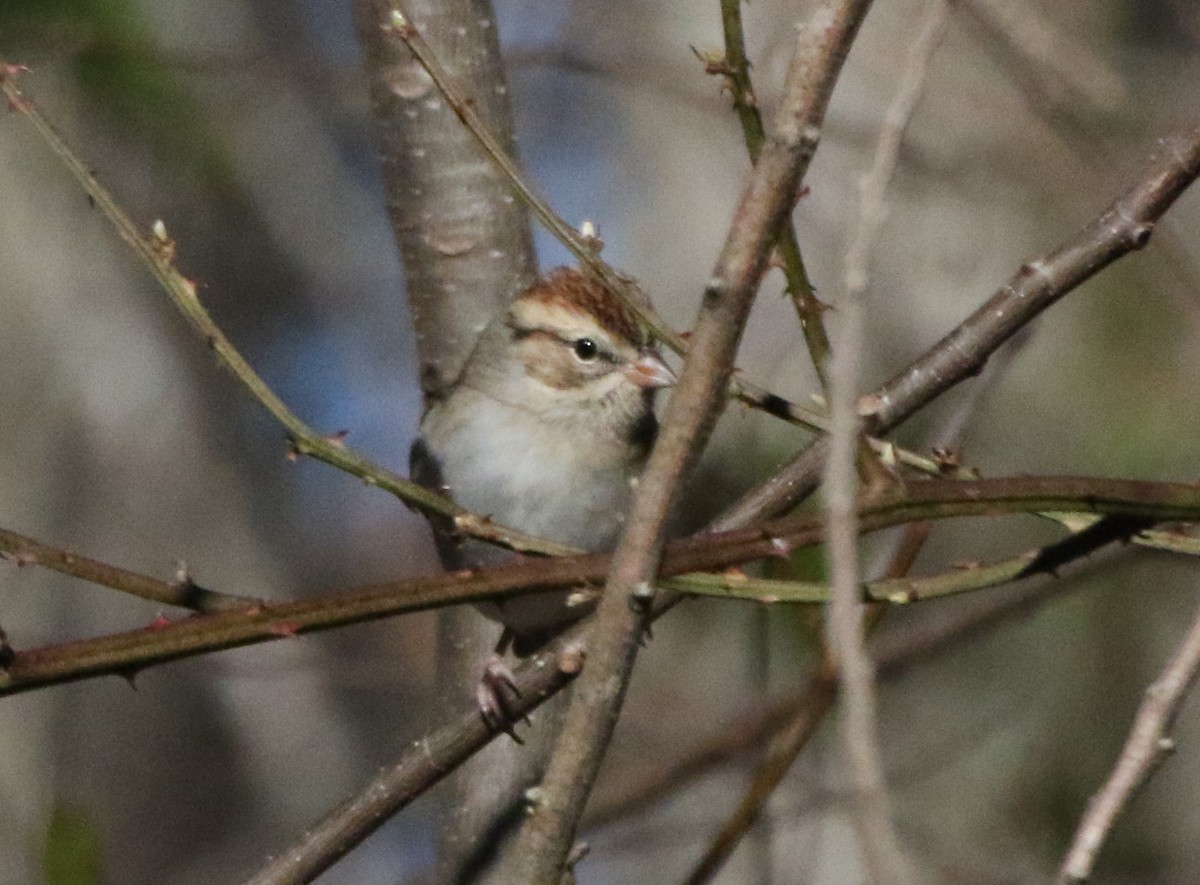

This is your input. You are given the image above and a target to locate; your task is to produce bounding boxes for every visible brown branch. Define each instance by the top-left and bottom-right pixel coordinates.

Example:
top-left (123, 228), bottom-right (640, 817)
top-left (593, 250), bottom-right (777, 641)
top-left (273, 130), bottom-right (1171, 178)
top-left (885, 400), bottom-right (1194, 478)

top-left (0, 526), bottom-right (257, 613)
top-left (1057, 601), bottom-right (1200, 883)
top-left (355, 0), bottom-right (536, 397)
top-left (684, 665), bottom-right (840, 885)
top-left (687, 523), bottom-right (934, 883)
top-left (594, 568), bottom-right (1086, 841)
top-left (240, 639), bottom-right (585, 885)
top-left (495, 3), bottom-right (874, 879)
top-left (353, 2), bottom-right (544, 879)
top-left (248, 508), bottom-right (1142, 885)
top-left (3, 475), bottom-right (1199, 698)
top-left (718, 121), bottom-right (1200, 528)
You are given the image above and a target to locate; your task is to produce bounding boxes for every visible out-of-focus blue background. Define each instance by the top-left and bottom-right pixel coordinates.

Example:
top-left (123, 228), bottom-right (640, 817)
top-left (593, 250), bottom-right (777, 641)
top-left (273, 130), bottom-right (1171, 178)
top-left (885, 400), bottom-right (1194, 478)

top-left (1, 1), bottom-right (1199, 882)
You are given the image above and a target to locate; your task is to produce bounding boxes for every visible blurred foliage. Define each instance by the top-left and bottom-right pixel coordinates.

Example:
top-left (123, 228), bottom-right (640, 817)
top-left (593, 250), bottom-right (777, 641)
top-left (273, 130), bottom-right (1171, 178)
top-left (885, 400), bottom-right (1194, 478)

top-left (0, 0), bottom-right (233, 186)
top-left (43, 804), bottom-right (103, 885)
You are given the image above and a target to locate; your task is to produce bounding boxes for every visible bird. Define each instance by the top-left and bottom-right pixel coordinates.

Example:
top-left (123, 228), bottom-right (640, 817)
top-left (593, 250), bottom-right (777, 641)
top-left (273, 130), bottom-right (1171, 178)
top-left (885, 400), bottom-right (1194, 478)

top-left (411, 266), bottom-right (674, 721)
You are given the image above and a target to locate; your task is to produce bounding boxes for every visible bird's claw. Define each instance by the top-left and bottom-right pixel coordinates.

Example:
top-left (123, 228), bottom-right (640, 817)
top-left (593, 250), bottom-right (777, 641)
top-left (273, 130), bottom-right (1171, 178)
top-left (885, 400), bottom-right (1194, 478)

top-left (476, 654), bottom-right (526, 742)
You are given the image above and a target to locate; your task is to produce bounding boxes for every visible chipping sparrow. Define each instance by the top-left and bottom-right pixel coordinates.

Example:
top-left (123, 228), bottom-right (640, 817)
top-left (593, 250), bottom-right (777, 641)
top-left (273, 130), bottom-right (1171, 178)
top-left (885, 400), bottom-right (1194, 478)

top-left (412, 266), bottom-right (674, 646)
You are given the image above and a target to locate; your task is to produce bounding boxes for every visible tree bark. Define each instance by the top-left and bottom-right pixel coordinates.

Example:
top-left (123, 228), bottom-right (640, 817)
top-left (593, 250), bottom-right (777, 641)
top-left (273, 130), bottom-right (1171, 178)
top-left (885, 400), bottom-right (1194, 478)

top-left (354, 0), bottom-right (538, 880)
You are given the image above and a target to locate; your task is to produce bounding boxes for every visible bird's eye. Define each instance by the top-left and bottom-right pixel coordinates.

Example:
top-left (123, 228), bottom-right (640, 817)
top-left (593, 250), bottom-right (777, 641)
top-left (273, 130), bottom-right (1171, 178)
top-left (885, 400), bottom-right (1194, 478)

top-left (572, 338), bottom-right (599, 361)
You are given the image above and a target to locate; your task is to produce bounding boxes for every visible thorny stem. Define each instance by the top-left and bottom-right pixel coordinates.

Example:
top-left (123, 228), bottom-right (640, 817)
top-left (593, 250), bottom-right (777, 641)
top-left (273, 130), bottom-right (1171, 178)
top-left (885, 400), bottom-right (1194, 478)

top-left (719, 121), bottom-right (1200, 528)
top-left (0, 61), bottom-right (571, 559)
top-left (0, 527), bottom-right (256, 613)
top-left (716, 0), bottom-right (832, 388)
top-left (494, 3), bottom-right (873, 879)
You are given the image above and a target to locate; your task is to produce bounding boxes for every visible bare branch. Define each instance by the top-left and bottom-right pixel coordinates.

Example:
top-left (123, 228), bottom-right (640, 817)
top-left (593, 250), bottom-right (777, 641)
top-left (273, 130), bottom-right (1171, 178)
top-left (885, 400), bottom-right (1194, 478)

top-left (4, 475), bottom-right (1198, 697)
top-left (718, 122), bottom-right (1200, 527)
top-left (355, 0), bottom-right (535, 396)
top-left (824, 4), bottom-right (948, 880)
top-left (716, 0), bottom-right (832, 389)
top-left (0, 527), bottom-right (257, 613)
top-left (240, 640), bottom-right (584, 885)
top-left (1057, 602), bottom-right (1200, 883)
top-left (493, 3), bottom-right (871, 878)
top-left (0, 61), bottom-right (570, 559)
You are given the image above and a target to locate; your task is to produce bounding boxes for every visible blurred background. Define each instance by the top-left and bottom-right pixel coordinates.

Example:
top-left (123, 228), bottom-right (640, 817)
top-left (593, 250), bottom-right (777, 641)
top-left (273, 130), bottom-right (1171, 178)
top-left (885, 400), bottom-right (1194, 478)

top-left (1, 0), bottom-right (1199, 881)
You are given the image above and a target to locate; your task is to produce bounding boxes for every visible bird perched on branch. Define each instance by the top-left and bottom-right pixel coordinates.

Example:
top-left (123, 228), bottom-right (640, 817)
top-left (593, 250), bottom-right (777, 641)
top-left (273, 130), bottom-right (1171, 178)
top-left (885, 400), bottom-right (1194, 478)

top-left (411, 266), bottom-right (674, 721)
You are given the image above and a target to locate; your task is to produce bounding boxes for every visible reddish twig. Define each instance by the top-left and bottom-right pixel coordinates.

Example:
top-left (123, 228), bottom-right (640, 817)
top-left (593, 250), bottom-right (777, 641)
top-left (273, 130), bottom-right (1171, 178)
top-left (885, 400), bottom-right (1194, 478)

top-left (3, 475), bottom-right (1199, 697)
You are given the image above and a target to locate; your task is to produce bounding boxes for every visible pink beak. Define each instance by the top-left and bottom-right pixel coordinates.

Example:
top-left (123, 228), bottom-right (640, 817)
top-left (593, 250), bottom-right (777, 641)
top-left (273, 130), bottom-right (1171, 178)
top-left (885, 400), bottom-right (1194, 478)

top-left (623, 352), bottom-right (676, 389)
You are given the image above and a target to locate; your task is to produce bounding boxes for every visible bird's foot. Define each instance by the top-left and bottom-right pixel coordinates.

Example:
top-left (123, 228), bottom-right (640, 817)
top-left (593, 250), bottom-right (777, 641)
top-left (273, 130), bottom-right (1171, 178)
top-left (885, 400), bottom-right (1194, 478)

top-left (476, 653), bottom-right (526, 742)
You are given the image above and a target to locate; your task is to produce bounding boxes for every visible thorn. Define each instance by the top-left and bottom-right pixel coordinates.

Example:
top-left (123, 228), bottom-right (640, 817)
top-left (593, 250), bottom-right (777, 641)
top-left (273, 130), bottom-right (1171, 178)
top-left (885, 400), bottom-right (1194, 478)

top-left (119, 668), bottom-right (141, 690)
top-left (689, 45), bottom-right (732, 76)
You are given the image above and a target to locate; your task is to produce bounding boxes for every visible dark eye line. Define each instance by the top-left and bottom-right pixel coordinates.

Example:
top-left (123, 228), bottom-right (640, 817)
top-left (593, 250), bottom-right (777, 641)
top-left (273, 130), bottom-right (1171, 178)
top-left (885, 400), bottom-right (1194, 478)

top-left (509, 322), bottom-right (616, 364)
top-left (571, 336), bottom-right (618, 365)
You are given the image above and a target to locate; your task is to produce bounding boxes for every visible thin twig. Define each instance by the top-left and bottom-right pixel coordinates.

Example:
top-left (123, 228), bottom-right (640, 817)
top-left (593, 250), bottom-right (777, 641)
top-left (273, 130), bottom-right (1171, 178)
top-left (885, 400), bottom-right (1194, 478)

top-left (1057, 602), bottom-right (1200, 883)
top-left (959, 0), bottom-right (1200, 348)
top-left (248, 523), bottom-right (1042, 884)
top-left (590, 567), bottom-right (1065, 834)
top-left (489, 5), bottom-right (883, 877)
top-left (684, 663), bottom-right (840, 885)
top-left (386, 1), bottom-right (839, 438)
top-left (715, 0), bottom-right (832, 389)
top-left (0, 526), bottom-right (258, 613)
top-left (0, 500), bottom-right (1068, 612)
top-left (241, 639), bottom-right (585, 885)
top-left (683, 518), bottom-right (928, 884)
top-left (717, 122), bottom-right (1200, 528)
top-left (824, 4), bottom-right (947, 880)
top-left (0, 62), bottom-right (572, 560)
top-left (494, 3), bottom-right (877, 879)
